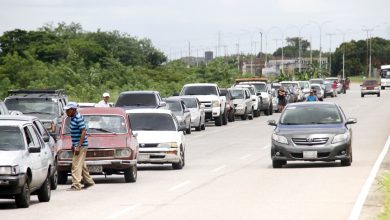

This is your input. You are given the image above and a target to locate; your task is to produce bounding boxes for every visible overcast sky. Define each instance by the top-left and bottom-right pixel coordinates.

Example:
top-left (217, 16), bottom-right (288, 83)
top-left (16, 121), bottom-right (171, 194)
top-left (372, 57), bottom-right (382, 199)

top-left (1, 0), bottom-right (389, 59)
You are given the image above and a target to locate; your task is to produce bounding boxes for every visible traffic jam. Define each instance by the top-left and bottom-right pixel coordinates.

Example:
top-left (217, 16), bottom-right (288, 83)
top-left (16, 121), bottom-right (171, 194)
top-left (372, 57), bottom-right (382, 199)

top-left (1, 74), bottom-right (386, 208)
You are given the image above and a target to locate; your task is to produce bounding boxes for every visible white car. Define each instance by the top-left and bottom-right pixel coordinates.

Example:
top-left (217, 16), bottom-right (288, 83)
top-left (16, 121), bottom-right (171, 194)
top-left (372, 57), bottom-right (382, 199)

top-left (0, 120), bottom-right (53, 208)
top-left (310, 83), bottom-right (325, 101)
top-left (180, 96), bottom-right (206, 131)
top-left (230, 88), bottom-right (254, 120)
top-left (126, 109), bottom-right (186, 170)
top-left (234, 84), bottom-right (261, 117)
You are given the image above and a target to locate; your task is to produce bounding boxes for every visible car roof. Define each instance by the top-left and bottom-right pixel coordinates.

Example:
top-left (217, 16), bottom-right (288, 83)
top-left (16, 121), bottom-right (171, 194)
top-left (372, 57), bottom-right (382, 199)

top-left (310, 83), bottom-right (321, 87)
top-left (126, 109), bottom-right (172, 114)
top-left (286, 102), bottom-right (337, 108)
top-left (78, 107), bottom-right (127, 116)
top-left (0, 115), bottom-right (38, 122)
top-left (183, 83), bottom-right (217, 87)
top-left (119, 91), bottom-right (159, 95)
top-left (0, 120), bottom-right (30, 127)
top-left (178, 96), bottom-right (199, 100)
top-left (165, 97), bottom-right (183, 102)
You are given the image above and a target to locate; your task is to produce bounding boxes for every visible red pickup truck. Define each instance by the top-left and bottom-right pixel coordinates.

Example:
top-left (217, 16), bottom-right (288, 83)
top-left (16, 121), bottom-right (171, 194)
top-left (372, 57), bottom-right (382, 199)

top-left (56, 107), bottom-right (139, 184)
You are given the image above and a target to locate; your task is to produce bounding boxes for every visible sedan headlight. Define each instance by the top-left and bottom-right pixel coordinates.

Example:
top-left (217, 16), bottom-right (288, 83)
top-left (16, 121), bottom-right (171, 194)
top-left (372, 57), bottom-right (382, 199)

top-left (272, 133), bottom-right (288, 144)
top-left (0, 165), bottom-right (19, 175)
top-left (212, 100), bottom-right (219, 107)
top-left (59, 150), bottom-right (73, 160)
top-left (115, 148), bottom-right (132, 158)
top-left (158, 142), bottom-right (178, 148)
top-left (332, 133), bottom-right (349, 144)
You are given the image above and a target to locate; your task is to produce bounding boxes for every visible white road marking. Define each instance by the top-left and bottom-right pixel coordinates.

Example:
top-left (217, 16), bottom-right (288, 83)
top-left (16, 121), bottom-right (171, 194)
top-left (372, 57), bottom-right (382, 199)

top-left (348, 135), bottom-right (390, 220)
top-left (106, 204), bottom-right (140, 219)
top-left (263, 144), bottom-right (271, 149)
top-left (239, 154), bottom-right (252, 160)
top-left (211, 165), bottom-right (227, 173)
top-left (168, 180), bottom-right (192, 192)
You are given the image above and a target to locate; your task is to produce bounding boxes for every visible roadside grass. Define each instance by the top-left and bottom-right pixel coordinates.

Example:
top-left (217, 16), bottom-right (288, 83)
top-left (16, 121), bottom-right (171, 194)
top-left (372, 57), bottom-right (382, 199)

top-left (349, 76), bottom-right (365, 83)
top-left (379, 172), bottom-right (390, 219)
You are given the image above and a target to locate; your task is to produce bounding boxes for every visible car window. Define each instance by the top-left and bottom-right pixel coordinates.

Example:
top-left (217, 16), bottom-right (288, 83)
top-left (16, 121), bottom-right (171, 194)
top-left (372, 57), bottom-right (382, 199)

top-left (231, 90), bottom-right (244, 99)
top-left (181, 98), bottom-right (197, 108)
top-left (166, 101), bottom-right (183, 112)
top-left (181, 86), bottom-right (218, 96)
top-left (363, 80), bottom-right (378, 86)
top-left (63, 115), bottom-right (128, 134)
top-left (27, 125), bottom-right (40, 147)
top-left (129, 113), bottom-right (176, 131)
top-left (5, 98), bottom-right (59, 116)
top-left (0, 126), bottom-right (25, 151)
top-left (33, 120), bottom-right (49, 138)
top-left (24, 126), bottom-right (35, 146)
top-left (280, 105), bottom-right (343, 125)
top-left (32, 126), bottom-right (45, 149)
top-left (116, 94), bottom-right (157, 107)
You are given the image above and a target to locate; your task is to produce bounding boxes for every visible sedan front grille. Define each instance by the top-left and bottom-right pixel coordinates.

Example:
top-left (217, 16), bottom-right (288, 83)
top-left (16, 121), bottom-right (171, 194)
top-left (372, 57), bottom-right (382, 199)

top-left (292, 137), bottom-right (329, 145)
top-left (86, 149), bottom-right (115, 158)
top-left (201, 102), bottom-right (212, 108)
top-left (140, 143), bottom-right (158, 148)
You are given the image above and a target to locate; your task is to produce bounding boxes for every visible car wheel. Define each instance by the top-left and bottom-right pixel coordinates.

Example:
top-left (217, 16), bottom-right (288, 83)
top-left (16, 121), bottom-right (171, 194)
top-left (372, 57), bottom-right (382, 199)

top-left (378, 93), bottom-right (380, 97)
top-left (186, 123), bottom-right (192, 134)
top-left (248, 108), bottom-right (254, 120)
top-left (269, 104), bottom-right (273, 115)
top-left (201, 122), bottom-right (206, 130)
top-left (37, 174), bottom-right (51, 202)
top-left (264, 107), bottom-right (270, 116)
top-left (15, 176), bottom-right (30, 208)
top-left (124, 165), bottom-right (137, 183)
top-left (50, 165), bottom-right (58, 190)
top-left (241, 109), bottom-right (247, 120)
top-left (272, 160), bottom-right (285, 168)
top-left (214, 113), bottom-right (223, 126)
top-left (57, 171), bottom-right (68, 185)
top-left (361, 94), bottom-right (364, 98)
top-left (381, 86), bottom-right (385, 90)
top-left (340, 157), bottom-right (352, 167)
top-left (195, 119), bottom-right (202, 131)
top-left (172, 146), bottom-right (185, 170)
top-left (228, 111), bottom-right (234, 122)
top-left (222, 110), bottom-right (228, 125)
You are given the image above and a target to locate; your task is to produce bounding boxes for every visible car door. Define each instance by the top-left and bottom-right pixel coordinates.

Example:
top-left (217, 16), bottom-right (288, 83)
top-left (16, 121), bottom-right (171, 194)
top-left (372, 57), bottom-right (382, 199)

top-left (28, 126), bottom-right (49, 179)
top-left (33, 120), bottom-right (55, 156)
top-left (24, 126), bottom-right (42, 188)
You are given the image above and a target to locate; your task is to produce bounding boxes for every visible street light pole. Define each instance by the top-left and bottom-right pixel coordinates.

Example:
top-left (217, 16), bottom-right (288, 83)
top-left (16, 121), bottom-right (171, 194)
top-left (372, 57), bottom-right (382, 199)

top-left (311, 21), bottom-right (331, 75)
top-left (326, 33), bottom-right (336, 76)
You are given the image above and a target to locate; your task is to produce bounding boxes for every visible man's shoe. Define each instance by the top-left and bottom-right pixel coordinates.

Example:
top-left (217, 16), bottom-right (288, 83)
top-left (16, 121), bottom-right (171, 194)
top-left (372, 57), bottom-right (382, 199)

top-left (82, 183), bottom-right (94, 189)
top-left (67, 186), bottom-right (81, 191)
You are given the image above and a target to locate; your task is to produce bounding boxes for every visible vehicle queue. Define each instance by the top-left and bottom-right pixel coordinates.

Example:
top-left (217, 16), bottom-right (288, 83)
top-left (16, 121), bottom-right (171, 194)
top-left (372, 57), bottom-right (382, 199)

top-left (0, 76), bottom-right (362, 208)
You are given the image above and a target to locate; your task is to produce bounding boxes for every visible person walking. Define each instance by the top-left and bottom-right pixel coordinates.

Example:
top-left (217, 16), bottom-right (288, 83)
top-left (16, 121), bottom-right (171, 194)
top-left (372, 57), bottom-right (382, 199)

top-left (306, 90), bottom-right (318, 102)
top-left (64, 102), bottom-right (95, 191)
top-left (95, 92), bottom-right (110, 107)
top-left (332, 81), bottom-right (338, 97)
top-left (277, 87), bottom-right (287, 113)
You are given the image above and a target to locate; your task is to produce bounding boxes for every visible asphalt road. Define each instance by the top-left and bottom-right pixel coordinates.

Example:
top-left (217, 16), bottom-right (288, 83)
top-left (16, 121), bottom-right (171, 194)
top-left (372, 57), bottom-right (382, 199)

top-left (1, 83), bottom-right (389, 220)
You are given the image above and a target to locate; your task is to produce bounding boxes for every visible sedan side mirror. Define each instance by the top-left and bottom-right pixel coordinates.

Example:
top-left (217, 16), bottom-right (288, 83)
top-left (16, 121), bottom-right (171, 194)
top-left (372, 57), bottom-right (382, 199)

top-left (133, 132), bottom-right (138, 138)
top-left (346, 118), bottom-right (357, 125)
top-left (28, 146), bottom-right (41, 153)
top-left (159, 102), bottom-right (167, 108)
top-left (184, 108), bottom-right (190, 113)
top-left (267, 120), bottom-right (277, 126)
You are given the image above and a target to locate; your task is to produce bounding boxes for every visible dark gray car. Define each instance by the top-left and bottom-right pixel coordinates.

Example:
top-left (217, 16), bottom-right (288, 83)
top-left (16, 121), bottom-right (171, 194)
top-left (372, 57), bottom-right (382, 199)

top-left (267, 102), bottom-right (357, 168)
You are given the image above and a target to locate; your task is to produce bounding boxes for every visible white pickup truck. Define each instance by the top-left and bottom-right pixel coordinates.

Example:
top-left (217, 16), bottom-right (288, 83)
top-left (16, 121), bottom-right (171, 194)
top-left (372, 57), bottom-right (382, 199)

top-left (180, 83), bottom-right (227, 126)
top-left (380, 65), bottom-right (390, 90)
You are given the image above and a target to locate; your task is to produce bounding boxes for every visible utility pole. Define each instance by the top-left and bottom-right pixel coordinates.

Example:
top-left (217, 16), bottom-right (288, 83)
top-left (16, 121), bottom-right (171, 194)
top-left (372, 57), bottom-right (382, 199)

top-left (362, 28), bottom-right (374, 77)
top-left (188, 41), bottom-right (191, 67)
top-left (259, 32), bottom-right (263, 59)
top-left (217, 32), bottom-right (221, 58)
top-left (326, 33), bottom-right (336, 76)
top-left (250, 41), bottom-right (254, 75)
top-left (236, 43), bottom-right (240, 72)
top-left (196, 49), bottom-right (199, 67)
top-left (310, 35), bottom-right (313, 64)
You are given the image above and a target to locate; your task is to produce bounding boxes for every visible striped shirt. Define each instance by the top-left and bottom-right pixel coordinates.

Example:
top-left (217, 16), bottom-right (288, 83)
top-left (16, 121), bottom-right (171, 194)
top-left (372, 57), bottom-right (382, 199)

top-left (70, 112), bottom-right (88, 148)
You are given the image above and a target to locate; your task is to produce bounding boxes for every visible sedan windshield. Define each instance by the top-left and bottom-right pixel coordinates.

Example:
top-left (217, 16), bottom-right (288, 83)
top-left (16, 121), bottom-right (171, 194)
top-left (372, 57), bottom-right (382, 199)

top-left (0, 126), bottom-right (25, 151)
top-left (182, 86), bottom-right (218, 96)
top-left (129, 113), bottom-right (176, 131)
top-left (181, 98), bottom-right (197, 108)
top-left (230, 89), bottom-right (244, 99)
top-left (116, 94), bottom-right (157, 107)
top-left (5, 99), bottom-right (58, 115)
top-left (280, 105), bottom-right (343, 125)
top-left (63, 115), bottom-right (127, 134)
top-left (363, 80), bottom-right (378, 86)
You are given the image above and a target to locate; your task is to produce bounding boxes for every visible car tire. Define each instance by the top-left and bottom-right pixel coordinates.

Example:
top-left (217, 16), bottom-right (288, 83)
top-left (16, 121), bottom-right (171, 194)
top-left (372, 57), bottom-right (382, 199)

top-left (248, 108), bottom-right (254, 120)
top-left (340, 157), bottom-right (352, 167)
top-left (264, 107), bottom-right (270, 116)
top-left (228, 111), bottom-right (234, 122)
top-left (214, 113), bottom-right (223, 126)
top-left (361, 94), bottom-right (364, 98)
top-left (37, 174), bottom-right (51, 202)
top-left (378, 93), bottom-right (380, 97)
top-left (272, 160), bottom-right (285, 168)
top-left (57, 171), bottom-right (68, 184)
top-left (124, 165), bottom-right (137, 183)
top-left (241, 109), bottom-right (247, 120)
top-left (269, 103), bottom-right (273, 115)
top-left (381, 86), bottom-right (385, 90)
top-left (201, 122), bottom-right (206, 130)
top-left (50, 165), bottom-right (58, 190)
top-left (15, 176), bottom-right (30, 208)
top-left (253, 109), bottom-right (259, 118)
top-left (222, 110), bottom-right (228, 125)
top-left (172, 146), bottom-right (185, 170)
top-left (186, 123), bottom-right (191, 134)
top-left (195, 119), bottom-right (202, 131)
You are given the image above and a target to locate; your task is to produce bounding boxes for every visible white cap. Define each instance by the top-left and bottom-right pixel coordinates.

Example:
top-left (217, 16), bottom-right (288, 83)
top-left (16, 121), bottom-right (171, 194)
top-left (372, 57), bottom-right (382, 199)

top-left (102, 92), bottom-right (110, 97)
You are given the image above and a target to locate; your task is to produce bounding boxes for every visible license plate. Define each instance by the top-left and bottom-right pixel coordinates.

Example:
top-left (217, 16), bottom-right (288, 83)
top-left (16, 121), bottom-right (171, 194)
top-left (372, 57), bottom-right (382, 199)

top-left (303, 151), bottom-right (317, 159)
top-left (138, 154), bottom-right (150, 160)
top-left (88, 165), bottom-right (103, 173)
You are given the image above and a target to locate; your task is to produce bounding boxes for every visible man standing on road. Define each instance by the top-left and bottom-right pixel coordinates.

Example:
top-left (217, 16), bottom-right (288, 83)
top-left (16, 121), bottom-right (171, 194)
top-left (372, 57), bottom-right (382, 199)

top-left (65, 102), bottom-right (95, 191)
top-left (306, 90), bottom-right (318, 102)
top-left (277, 87), bottom-right (287, 113)
top-left (95, 92), bottom-right (110, 107)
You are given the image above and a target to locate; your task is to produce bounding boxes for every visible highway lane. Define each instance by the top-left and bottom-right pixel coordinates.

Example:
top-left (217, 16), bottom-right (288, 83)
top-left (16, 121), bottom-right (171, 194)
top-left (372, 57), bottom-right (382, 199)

top-left (1, 83), bottom-right (389, 220)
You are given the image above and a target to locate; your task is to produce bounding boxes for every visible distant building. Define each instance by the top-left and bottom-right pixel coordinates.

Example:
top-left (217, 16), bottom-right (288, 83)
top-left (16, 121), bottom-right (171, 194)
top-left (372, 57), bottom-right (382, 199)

top-left (264, 57), bottom-right (328, 76)
top-left (241, 58), bottom-right (265, 76)
top-left (205, 51), bottom-right (214, 62)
